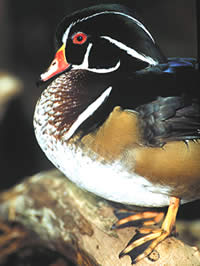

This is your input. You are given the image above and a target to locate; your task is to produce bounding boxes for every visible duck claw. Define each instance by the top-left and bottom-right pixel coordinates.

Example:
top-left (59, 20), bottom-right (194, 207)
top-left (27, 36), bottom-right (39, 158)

top-left (119, 229), bottom-right (155, 264)
top-left (113, 197), bottom-right (180, 263)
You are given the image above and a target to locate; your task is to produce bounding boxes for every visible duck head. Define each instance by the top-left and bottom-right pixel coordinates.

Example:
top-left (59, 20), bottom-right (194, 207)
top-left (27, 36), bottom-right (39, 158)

top-left (36, 4), bottom-right (169, 142)
top-left (40, 4), bottom-right (166, 82)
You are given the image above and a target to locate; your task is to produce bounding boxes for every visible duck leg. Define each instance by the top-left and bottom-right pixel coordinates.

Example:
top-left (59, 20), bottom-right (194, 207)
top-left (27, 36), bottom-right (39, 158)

top-left (114, 197), bottom-right (180, 264)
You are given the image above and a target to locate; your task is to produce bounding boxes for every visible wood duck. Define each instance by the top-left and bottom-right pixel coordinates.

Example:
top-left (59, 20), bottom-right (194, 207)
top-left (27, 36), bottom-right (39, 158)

top-left (34, 4), bottom-right (200, 264)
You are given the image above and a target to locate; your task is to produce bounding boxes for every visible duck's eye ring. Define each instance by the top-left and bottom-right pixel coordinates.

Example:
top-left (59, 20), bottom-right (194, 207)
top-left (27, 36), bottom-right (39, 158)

top-left (72, 32), bottom-right (87, 45)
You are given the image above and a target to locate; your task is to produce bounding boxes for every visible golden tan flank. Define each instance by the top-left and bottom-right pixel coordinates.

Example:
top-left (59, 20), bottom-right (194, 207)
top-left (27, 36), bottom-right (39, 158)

top-left (133, 140), bottom-right (200, 199)
top-left (81, 106), bottom-right (200, 199)
top-left (81, 106), bottom-right (141, 161)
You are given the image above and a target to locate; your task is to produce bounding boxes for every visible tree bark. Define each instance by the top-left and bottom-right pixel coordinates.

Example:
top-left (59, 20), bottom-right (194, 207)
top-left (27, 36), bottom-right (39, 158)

top-left (0, 169), bottom-right (200, 265)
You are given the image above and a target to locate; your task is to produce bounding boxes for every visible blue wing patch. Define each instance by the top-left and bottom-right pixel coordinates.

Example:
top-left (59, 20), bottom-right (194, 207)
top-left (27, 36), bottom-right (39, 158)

top-left (164, 58), bottom-right (196, 73)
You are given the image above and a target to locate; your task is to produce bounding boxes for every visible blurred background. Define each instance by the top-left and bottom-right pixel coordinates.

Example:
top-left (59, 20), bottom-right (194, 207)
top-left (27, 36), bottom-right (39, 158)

top-left (0, 0), bottom-right (197, 189)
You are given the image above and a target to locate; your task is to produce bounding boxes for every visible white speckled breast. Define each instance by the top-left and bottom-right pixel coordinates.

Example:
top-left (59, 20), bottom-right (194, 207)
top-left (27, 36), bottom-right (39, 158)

top-left (33, 75), bottom-right (174, 208)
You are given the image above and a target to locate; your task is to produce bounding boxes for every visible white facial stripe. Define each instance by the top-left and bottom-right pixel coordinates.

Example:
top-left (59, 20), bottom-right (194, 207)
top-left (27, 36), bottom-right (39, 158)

top-left (62, 23), bottom-right (73, 44)
top-left (79, 42), bottom-right (92, 68)
top-left (63, 86), bottom-right (112, 140)
top-left (73, 60), bottom-right (121, 73)
top-left (101, 36), bottom-right (158, 65)
top-left (62, 10), bottom-right (154, 45)
top-left (112, 11), bottom-right (155, 43)
top-left (72, 42), bottom-right (121, 73)
top-left (85, 60), bottom-right (120, 73)
top-left (61, 10), bottom-right (155, 72)
top-left (75, 11), bottom-right (154, 43)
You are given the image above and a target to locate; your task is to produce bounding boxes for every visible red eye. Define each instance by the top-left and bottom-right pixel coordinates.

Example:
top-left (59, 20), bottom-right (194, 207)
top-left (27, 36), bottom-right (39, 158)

top-left (72, 32), bottom-right (87, 45)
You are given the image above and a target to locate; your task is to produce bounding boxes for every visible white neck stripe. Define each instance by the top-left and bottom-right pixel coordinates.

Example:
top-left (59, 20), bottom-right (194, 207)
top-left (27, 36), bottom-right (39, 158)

top-left (80, 42), bottom-right (92, 68)
top-left (63, 86), bottom-right (112, 140)
top-left (101, 36), bottom-right (157, 65)
top-left (72, 42), bottom-right (121, 73)
top-left (73, 60), bottom-right (121, 73)
top-left (62, 10), bottom-right (154, 44)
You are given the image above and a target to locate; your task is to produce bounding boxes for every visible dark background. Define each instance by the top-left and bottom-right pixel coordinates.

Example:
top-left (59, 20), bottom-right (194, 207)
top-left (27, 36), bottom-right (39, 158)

top-left (0, 0), bottom-right (197, 193)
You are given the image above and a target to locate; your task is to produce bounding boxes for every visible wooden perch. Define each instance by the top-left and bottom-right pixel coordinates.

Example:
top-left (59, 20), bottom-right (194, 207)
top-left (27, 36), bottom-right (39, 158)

top-left (0, 169), bottom-right (200, 265)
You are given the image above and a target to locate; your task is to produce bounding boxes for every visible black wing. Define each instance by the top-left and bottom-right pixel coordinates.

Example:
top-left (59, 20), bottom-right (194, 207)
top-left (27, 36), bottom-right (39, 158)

top-left (136, 96), bottom-right (200, 147)
top-left (130, 58), bottom-right (200, 147)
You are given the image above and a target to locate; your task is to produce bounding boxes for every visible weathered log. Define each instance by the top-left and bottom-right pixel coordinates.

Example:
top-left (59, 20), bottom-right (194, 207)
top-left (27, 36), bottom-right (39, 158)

top-left (0, 169), bottom-right (200, 265)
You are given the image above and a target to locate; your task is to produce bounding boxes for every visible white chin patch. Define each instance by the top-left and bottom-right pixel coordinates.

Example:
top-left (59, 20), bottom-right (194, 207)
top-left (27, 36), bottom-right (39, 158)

top-left (86, 61), bottom-right (120, 73)
top-left (72, 43), bottom-right (121, 73)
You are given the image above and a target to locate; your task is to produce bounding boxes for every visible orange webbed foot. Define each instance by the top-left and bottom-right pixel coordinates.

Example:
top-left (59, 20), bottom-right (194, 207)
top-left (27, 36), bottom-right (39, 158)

top-left (112, 209), bottom-right (164, 229)
top-left (113, 197), bottom-right (180, 264)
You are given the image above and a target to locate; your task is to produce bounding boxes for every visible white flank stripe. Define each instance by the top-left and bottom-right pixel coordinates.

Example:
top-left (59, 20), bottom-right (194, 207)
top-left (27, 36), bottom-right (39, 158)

top-left (101, 36), bottom-right (158, 65)
top-left (63, 86), bottom-right (112, 140)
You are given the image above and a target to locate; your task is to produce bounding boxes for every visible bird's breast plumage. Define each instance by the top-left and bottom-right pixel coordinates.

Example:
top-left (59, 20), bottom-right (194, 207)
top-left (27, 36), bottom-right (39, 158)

top-left (34, 70), bottom-right (200, 207)
top-left (34, 94), bottom-right (173, 207)
top-left (34, 4), bottom-right (200, 209)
